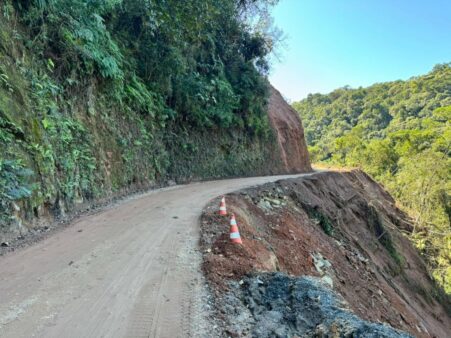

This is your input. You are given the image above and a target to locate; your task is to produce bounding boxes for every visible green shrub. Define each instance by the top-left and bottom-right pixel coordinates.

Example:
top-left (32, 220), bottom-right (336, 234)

top-left (0, 159), bottom-right (33, 224)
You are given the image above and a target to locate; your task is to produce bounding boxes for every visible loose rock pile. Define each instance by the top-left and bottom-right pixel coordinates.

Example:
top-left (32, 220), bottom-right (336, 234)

top-left (219, 273), bottom-right (412, 338)
top-left (200, 171), bottom-right (451, 337)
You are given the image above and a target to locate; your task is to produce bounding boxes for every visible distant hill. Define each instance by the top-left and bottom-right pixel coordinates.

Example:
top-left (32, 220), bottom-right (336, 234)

top-left (293, 64), bottom-right (451, 292)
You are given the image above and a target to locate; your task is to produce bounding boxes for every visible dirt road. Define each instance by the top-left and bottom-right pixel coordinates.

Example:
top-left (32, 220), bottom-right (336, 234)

top-left (0, 174), bottom-right (310, 338)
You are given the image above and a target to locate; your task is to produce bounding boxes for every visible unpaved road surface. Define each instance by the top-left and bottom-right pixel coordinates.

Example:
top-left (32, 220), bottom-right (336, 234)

top-left (0, 174), bottom-right (310, 338)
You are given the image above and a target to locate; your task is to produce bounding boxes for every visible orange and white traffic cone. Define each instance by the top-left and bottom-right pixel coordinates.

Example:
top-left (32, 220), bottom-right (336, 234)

top-left (229, 213), bottom-right (242, 244)
top-left (219, 196), bottom-right (227, 216)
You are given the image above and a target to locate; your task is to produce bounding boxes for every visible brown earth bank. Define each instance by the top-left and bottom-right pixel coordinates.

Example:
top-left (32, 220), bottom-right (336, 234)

top-left (200, 170), bottom-right (451, 337)
top-left (267, 86), bottom-right (311, 173)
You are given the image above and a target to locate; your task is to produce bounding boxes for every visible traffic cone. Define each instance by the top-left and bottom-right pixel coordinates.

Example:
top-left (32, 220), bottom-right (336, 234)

top-left (229, 213), bottom-right (242, 244)
top-left (219, 196), bottom-right (227, 216)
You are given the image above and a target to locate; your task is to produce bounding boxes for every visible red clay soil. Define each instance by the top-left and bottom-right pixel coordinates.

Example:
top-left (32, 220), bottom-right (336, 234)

top-left (267, 85), bottom-right (312, 173)
top-left (200, 170), bottom-right (451, 338)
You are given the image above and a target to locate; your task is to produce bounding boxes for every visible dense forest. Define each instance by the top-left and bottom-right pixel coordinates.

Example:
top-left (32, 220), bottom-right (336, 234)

top-left (0, 0), bottom-right (283, 233)
top-left (294, 64), bottom-right (451, 292)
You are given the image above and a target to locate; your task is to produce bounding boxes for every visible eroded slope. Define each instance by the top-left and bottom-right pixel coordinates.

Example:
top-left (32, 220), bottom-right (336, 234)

top-left (200, 170), bottom-right (451, 337)
top-left (267, 86), bottom-right (311, 173)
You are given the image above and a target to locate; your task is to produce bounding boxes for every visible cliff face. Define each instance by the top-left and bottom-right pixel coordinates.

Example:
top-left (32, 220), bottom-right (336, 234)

top-left (0, 3), bottom-right (312, 242)
top-left (268, 86), bottom-right (311, 173)
top-left (200, 170), bottom-right (451, 337)
top-left (0, 79), bottom-right (311, 242)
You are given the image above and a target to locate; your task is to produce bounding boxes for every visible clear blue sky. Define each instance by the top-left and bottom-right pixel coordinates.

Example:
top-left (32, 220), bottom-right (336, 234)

top-left (269, 0), bottom-right (451, 101)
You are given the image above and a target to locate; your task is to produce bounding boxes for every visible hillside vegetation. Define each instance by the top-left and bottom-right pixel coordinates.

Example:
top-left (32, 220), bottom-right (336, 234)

top-left (0, 1), bottom-right (288, 235)
top-left (293, 64), bottom-right (451, 292)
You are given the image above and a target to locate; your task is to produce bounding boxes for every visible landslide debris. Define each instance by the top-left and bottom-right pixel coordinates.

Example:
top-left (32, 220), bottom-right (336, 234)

top-left (200, 170), bottom-right (451, 337)
top-left (220, 273), bottom-right (411, 338)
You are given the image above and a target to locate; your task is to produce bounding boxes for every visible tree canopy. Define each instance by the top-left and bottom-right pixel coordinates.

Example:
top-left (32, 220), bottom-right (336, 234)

top-left (11, 0), bottom-right (280, 131)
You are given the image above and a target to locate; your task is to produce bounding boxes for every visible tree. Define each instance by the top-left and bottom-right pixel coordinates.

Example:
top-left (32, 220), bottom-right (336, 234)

top-left (293, 64), bottom-right (451, 292)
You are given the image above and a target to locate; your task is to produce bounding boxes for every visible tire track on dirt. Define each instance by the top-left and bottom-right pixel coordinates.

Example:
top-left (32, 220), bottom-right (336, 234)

top-left (0, 174), bottom-right (309, 337)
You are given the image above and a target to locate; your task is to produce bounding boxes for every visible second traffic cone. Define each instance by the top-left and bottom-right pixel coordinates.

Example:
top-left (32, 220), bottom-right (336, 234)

top-left (219, 196), bottom-right (227, 216)
top-left (229, 213), bottom-right (242, 244)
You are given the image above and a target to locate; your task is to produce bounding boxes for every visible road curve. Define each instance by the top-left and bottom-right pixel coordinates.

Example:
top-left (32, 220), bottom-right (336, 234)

top-left (0, 173), bottom-right (313, 338)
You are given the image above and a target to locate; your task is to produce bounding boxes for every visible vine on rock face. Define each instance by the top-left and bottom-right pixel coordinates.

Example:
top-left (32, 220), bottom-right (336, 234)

top-left (0, 159), bottom-right (33, 224)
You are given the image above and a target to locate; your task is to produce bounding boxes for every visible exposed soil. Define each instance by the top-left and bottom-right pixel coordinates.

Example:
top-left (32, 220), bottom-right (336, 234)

top-left (200, 170), bottom-right (451, 337)
top-left (0, 180), bottom-right (173, 255)
top-left (267, 85), bottom-right (312, 173)
top-left (0, 173), bottom-right (306, 337)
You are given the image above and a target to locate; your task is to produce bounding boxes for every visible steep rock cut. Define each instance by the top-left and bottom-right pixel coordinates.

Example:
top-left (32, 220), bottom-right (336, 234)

top-left (268, 86), bottom-right (311, 173)
top-left (200, 170), bottom-right (451, 337)
top-left (0, 81), bottom-right (311, 244)
top-left (1, 4), bottom-right (312, 243)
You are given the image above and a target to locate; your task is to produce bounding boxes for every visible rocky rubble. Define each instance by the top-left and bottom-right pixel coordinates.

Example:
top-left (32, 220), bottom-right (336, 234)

top-left (219, 273), bottom-right (412, 337)
top-left (200, 170), bottom-right (451, 337)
